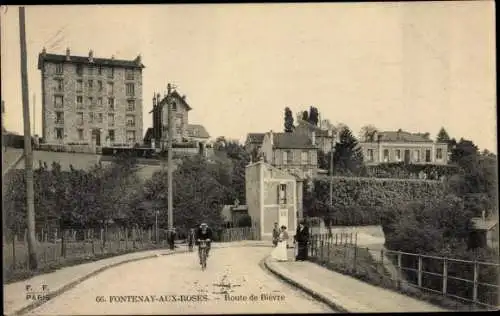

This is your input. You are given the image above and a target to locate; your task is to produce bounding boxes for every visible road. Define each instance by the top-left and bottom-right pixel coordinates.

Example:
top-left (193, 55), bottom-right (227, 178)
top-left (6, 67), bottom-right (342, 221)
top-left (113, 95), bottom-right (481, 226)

top-left (26, 246), bottom-right (334, 314)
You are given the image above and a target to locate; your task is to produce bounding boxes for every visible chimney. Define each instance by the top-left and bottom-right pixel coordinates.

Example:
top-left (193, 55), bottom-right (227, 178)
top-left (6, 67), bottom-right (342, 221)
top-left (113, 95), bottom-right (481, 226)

top-left (182, 95), bottom-right (186, 100)
top-left (167, 83), bottom-right (172, 95)
top-left (42, 47), bottom-right (47, 56)
top-left (88, 49), bottom-right (94, 63)
top-left (136, 54), bottom-right (142, 65)
top-left (269, 130), bottom-right (274, 147)
top-left (311, 131), bottom-right (316, 146)
top-left (65, 48), bottom-right (71, 61)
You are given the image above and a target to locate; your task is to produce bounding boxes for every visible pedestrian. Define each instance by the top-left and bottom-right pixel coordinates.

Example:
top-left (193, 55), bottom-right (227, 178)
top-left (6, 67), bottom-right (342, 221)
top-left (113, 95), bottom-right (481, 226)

top-left (294, 220), bottom-right (309, 261)
top-left (271, 225), bottom-right (289, 261)
top-left (188, 227), bottom-right (196, 251)
top-left (272, 222), bottom-right (280, 247)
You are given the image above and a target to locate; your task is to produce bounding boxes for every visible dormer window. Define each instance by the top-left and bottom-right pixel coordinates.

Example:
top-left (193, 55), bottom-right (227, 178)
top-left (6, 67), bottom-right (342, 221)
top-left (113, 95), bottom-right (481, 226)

top-left (172, 102), bottom-right (177, 111)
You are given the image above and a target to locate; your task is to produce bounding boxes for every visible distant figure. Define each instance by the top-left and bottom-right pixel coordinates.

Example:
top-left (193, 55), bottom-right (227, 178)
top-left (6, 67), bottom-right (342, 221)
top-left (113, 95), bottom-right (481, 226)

top-left (187, 228), bottom-right (196, 251)
top-left (272, 222), bottom-right (280, 247)
top-left (294, 221), bottom-right (309, 261)
top-left (271, 225), bottom-right (289, 261)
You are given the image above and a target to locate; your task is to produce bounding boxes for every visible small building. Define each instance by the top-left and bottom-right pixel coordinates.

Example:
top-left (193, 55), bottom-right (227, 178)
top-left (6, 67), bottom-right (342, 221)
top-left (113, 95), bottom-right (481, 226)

top-left (359, 129), bottom-right (449, 165)
top-left (468, 216), bottom-right (499, 250)
top-left (245, 161), bottom-right (303, 241)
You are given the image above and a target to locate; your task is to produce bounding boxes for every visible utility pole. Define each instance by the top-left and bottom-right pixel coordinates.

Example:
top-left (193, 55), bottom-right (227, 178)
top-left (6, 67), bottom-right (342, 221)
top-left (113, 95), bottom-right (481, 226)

top-left (167, 84), bottom-right (174, 232)
top-left (329, 131), bottom-right (335, 206)
top-left (19, 6), bottom-right (38, 269)
top-left (32, 93), bottom-right (35, 136)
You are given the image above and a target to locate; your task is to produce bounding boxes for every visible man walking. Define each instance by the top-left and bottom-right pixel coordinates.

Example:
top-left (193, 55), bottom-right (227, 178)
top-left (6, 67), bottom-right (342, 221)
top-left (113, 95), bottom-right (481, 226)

top-left (294, 220), bottom-right (309, 261)
top-left (272, 222), bottom-right (280, 247)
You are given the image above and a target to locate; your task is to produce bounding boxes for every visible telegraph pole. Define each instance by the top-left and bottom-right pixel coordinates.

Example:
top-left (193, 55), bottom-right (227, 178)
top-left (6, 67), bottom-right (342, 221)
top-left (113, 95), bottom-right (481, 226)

top-left (167, 84), bottom-right (174, 232)
top-left (329, 131), bottom-right (334, 206)
top-left (19, 7), bottom-right (38, 269)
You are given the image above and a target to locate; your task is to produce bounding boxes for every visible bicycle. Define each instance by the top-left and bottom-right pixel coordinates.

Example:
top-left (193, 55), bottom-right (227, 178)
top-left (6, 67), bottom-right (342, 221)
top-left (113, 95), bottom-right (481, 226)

top-left (198, 239), bottom-right (210, 270)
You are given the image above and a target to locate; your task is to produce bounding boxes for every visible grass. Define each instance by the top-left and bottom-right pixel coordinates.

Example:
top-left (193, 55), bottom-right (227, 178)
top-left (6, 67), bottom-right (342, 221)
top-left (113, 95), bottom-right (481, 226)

top-left (3, 239), bottom-right (167, 284)
top-left (309, 245), bottom-right (490, 312)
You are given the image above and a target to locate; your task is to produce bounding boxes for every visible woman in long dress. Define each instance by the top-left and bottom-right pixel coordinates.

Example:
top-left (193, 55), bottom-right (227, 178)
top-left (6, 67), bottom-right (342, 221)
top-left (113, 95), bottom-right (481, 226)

top-left (271, 226), bottom-right (289, 261)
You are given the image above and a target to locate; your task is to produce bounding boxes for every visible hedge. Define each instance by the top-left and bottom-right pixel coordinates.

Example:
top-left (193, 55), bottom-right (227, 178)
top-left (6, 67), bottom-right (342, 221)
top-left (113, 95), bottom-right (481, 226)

top-left (365, 162), bottom-right (459, 180)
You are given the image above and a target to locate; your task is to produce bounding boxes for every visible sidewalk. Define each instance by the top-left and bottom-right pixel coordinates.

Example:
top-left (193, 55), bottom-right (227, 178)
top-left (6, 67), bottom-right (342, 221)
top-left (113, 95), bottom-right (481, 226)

top-left (264, 255), bottom-right (448, 313)
top-left (4, 240), bottom-right (267, 316)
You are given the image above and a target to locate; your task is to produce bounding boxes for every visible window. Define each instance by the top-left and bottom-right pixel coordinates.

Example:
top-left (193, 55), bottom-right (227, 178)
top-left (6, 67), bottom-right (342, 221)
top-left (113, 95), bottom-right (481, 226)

top-left (88, 97), bottom-right (93, 107)
top-left (55, 79), bottom-right (64, 92)
top-left (76, 80), bottom-right (83, 92)
top-left (88, 66), bottom-right (94, 75)
top-left (97, 113), bottom-right (103, 123)
top-left (425, 149), bottom-right (431, 162)
top-left (89, 112), bottom-right (94, 123)
top-left (107, 82), bottom-right (114, 95)
top-left (125, 69), bottom-right (134, 80)
top-left (278, 184), bottom-right (287, 205)
top-left (395, 149), bottom-right (401, 161)
top-left (283, 151), bottom-right (288, 165)
top-left (55, 111), bottom-right (64, 124)
top-left (76, 64), bottom-right (83, 76)
top-left (126, 83), bottom-right (135, 96)
top-left (301, 151), bottom-right (309, 165)
top-left (383, 149), bottom-right (389, 162)
top-left (175, 117), bottom-right (182, 128)
top-left (54, 95), bottom-right (64, 108)
top-left (98, 66), bottom-right (103, 75)
top-left (436, 148), bottom-right (443, 160)
top-left (88, 80), bottom-right (93, 91)
top-left (77, 129), bottom-right (84, 141)
top-left (76, 96), bottom-right (83, 108)
top-left (97, 97), bottom-right (103, 107)
top-left (126, 130), bottom-right (136, 143)
top-left (55, 128), bottom-right (64, 139)
top-left (108, 98), bottom-right (114, 110)
top-left (107, 67), bottom-right (114, 79)
top-left (413, 150), bottom-right (420, 162)
top-left (98, 80), bottom-right (103, 92)
top-left (77, 112), bottom-right (84, 126)
top-left (108, 113), bottom-right (115, 126)
top-left (108, 130), bottom-right (115, 142)
top-left (126, 115), bottom-right (135, 127)
top-left (55, 63), bottom-right (64, 75)
top-left (367, 149), bottom-right (374, 162)
top-left (172, 102), bottom-right (177, 111)
top-left (127, 100), bottom-right (135, 111)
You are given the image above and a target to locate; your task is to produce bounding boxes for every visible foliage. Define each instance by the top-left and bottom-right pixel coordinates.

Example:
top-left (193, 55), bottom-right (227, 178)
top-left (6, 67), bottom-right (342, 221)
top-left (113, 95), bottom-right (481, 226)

top-left (284, 107), bottom-right (295, 133)
top-left (301, 110), bottom-right (308, 122)
top-left (308, 106), bottom-right (319, 126)
top-left (359, 124), bottom-right (378, 142)
top-left (436, 127), bottom-right (450, 143)
top-left (332, 126), bottom-right (366, 176)
top-left (237, 214), bottom-right (253, 227)
top-left (365, 162), bottom-right (459, 180)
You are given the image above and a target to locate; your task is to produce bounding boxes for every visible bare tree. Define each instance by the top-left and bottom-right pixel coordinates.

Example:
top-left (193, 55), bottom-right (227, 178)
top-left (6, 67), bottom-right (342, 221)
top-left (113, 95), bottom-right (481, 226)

top-left (359, 124), bottom-right (378, 142)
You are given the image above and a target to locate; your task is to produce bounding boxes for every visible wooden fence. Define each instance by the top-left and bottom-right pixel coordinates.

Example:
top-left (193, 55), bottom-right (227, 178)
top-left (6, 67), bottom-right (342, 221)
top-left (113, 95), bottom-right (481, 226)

top-left (308, 233), bottom-right (500, 310)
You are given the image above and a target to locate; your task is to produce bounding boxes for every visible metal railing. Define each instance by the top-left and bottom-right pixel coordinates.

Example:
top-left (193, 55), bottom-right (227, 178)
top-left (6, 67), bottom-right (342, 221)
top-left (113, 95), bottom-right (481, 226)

top-left (308, 233), bottom-right (500, 310)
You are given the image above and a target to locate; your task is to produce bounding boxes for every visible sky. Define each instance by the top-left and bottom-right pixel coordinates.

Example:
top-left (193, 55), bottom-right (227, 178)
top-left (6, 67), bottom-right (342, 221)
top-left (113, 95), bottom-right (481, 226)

top-left (0, 2), bottom-right (497, 152)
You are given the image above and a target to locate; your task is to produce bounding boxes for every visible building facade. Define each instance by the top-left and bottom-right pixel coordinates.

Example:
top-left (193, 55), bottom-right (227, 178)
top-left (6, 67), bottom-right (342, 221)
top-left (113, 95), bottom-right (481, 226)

top-left (244, 133), bottom-right (266, 155)
top-left (359, 130), bottom-right (449, 165)
top-left (294, 119), bottom-right (335, 153)
top-left (260, 130), bottom-right (319, 179)
top-left (37, 48), bottom-right (144, 148)
top-left (245, 161), bottom-right (302, 241)
top-left (146, 85), bottom-right (210, 150)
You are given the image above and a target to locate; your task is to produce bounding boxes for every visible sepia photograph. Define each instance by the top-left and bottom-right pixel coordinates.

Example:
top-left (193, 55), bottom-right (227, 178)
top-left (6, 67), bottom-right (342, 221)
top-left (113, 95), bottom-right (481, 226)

top-left (1, 2), bottom-right (498, 314)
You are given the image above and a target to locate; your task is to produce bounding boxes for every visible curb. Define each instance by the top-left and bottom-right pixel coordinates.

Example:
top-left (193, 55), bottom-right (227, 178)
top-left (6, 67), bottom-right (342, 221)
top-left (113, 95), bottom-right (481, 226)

top-left (10, 242), bottom-right (270, 316)
top-left (262, 256), bottom-right (350, 313)
top-left (10, 249), bottom-right (187, 316)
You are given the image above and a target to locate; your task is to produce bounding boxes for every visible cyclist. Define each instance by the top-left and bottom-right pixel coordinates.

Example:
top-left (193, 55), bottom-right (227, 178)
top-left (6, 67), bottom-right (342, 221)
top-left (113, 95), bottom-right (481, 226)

top-left (195, 223), bottom-right (213, 265)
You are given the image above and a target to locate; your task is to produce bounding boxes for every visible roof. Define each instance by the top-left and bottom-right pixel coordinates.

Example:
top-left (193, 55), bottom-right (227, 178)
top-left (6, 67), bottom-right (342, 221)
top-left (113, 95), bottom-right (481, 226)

top-left (376, 131), bottom-right (433, 143)
top-left (272, 132), bottom-right (317, 149)
top-left (156, 90), bottom-right (192, 111)
top-left (37, 52), bottom-right (145, 70)
top-left (296, 119), bottom-right (330, 137)
top-left (186, 124), bottom-right (210, 138)
top-left (246, 133), bottom-right (266, 144)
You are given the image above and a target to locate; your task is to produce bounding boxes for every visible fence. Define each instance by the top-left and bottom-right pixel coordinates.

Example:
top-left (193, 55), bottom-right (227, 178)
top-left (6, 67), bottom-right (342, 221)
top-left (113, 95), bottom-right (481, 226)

top-left (3, 227), bottom-right (164, 280)
top-left (308, 233), bottom-right (500, 310)
top-left (218, 226), bottom-right (260, 242)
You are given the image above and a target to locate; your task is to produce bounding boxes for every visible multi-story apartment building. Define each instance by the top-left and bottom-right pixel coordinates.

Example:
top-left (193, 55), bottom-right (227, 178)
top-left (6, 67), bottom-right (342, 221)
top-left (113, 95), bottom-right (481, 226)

top-left (260, 130), bottom-right (318, 179)
top-left (146, 84), bottom-right (210, 149)
top-left (37, 48), bottom-right (144, 148)
top-left (359, 129), bottom-right (449, 165)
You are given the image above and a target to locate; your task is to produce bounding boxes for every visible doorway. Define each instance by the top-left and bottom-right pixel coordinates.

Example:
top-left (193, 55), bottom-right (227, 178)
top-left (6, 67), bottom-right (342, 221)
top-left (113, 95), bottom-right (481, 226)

top-left (404, 150), bottom-right (410, 164)
top-left (92, 130), bottom-right (101, 147)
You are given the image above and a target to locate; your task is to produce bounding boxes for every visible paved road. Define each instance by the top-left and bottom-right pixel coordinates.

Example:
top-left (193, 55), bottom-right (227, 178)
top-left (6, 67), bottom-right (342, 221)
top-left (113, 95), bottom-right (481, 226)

top-left (26, 246), bottom-right (334, 315)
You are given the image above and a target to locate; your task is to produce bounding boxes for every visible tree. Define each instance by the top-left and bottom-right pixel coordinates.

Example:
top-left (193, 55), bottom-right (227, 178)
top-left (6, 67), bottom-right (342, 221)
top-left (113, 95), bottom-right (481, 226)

top-left (308, 106), bottom-right (319, 126)
top-left (359, 125), bottom-right (378, 142)
top-left (332, 125), bottom-right (365, 176)
top-left (284, 107), bottom-right (294, 132)
top-left (436, 127), bottom-right (451, 143)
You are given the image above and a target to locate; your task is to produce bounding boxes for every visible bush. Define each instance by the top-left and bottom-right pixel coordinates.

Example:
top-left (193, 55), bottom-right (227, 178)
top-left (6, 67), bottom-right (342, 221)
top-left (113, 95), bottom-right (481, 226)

top-left (237, 215), bottom-right (252, 227)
